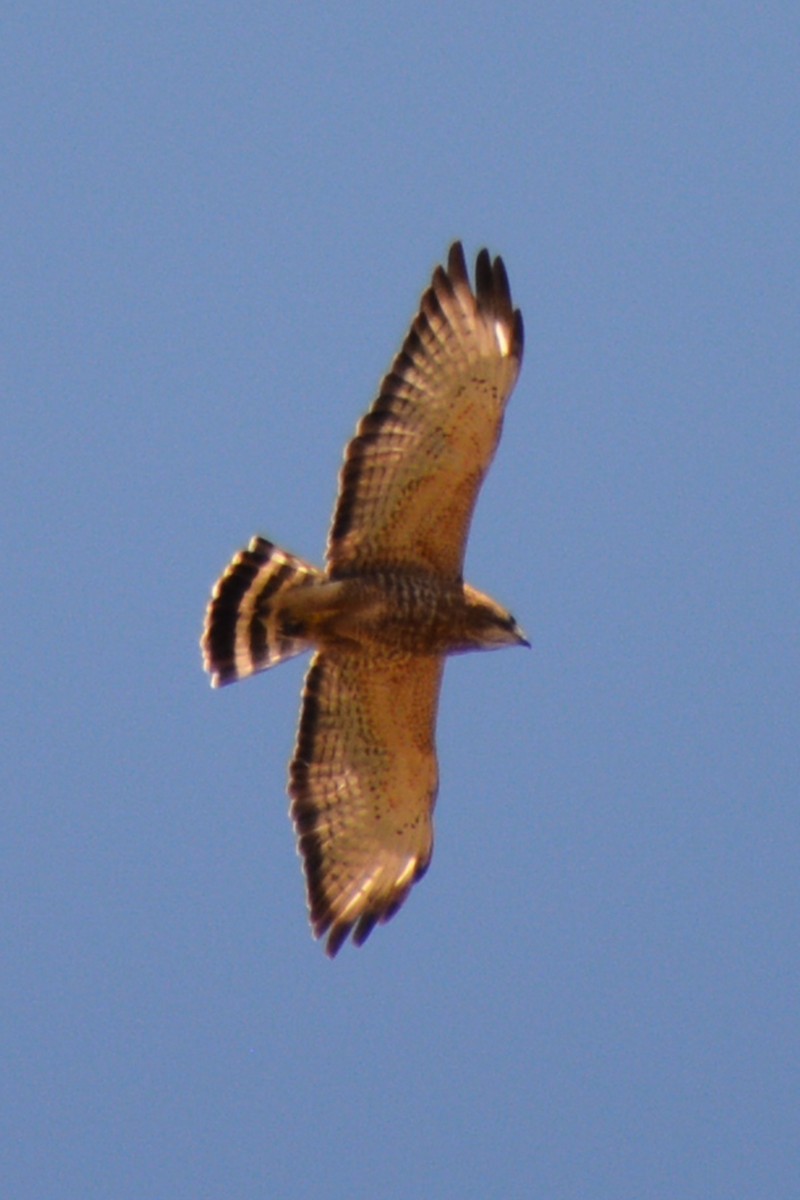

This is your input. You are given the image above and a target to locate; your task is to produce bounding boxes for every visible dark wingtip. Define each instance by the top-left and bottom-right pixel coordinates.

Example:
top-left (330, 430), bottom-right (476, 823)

top-left (352, 911), bottom-right (379, 947)
top-left (447, 240), bottom-right (468, 284)
top-left (443, 244), bottom-right (523, 363)
top-left (491, 254), bottom-right (511, 307)
top-left (512, 309), bottom-right (524, 359)
top-left (474, 247), bottom-right (493, 298)
top-left (324, 921), bottom-right (351, 958)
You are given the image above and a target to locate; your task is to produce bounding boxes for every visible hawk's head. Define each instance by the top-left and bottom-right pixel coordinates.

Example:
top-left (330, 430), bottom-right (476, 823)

top-left (461, 584), bottom-right (530, 653)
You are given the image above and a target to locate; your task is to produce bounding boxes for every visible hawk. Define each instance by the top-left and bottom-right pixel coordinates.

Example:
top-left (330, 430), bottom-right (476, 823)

top-left (202, 242), bottom-right (527, 956)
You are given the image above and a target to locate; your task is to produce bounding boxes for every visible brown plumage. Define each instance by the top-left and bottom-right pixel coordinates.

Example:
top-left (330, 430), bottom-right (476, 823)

top-left (202, 243), bottom-right (527, 955)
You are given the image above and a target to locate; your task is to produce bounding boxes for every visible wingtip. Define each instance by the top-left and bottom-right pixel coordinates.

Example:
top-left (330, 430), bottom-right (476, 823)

top-left (447, 240), bottom-right (469, 285)
top-left (324, 922), bottom-right (350, 958)
top-left (474, 247), bottom-right (493, 298)
top-left (491, 254), bottom-right (511, 307)
top-left (442, 243), bottom-right (522, 362)
top-left (512, 309), bottom-right (524, 359)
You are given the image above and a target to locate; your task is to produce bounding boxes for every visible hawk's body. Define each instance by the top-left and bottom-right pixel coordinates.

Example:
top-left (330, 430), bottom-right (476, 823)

top-left (202, 243), bottom-right (526, 955)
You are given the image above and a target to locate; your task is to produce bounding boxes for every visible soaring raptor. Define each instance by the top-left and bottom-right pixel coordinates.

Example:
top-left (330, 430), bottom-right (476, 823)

top-left (202, 243), bottom-right (527, 956)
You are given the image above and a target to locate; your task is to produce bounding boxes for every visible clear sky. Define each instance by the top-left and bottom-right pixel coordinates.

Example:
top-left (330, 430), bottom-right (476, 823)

top-left (4, 5), bottom-right (798, 1198)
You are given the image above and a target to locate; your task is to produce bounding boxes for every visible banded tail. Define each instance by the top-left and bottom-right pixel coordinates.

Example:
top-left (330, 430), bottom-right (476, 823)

top-left (202, 536), bottom-right (324, 687)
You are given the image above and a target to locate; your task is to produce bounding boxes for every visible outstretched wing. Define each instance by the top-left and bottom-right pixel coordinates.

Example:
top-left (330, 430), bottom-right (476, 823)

top-left (327, 242), bottom-right (524, 579)
top-left (289, 648), bottom-right (443, 956)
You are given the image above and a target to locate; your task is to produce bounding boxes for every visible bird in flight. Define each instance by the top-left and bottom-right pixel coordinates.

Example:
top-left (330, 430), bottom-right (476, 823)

top-left (202, 242), bottom-right (527, 956)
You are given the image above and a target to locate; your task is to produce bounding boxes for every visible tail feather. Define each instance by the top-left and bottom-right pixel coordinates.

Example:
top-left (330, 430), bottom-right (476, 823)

top-left (202, 537), bottom-right (323, 687)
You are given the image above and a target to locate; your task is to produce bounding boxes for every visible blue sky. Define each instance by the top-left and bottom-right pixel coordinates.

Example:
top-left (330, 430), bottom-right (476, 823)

top-left (4, 5), bottom-right (798, 1197)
